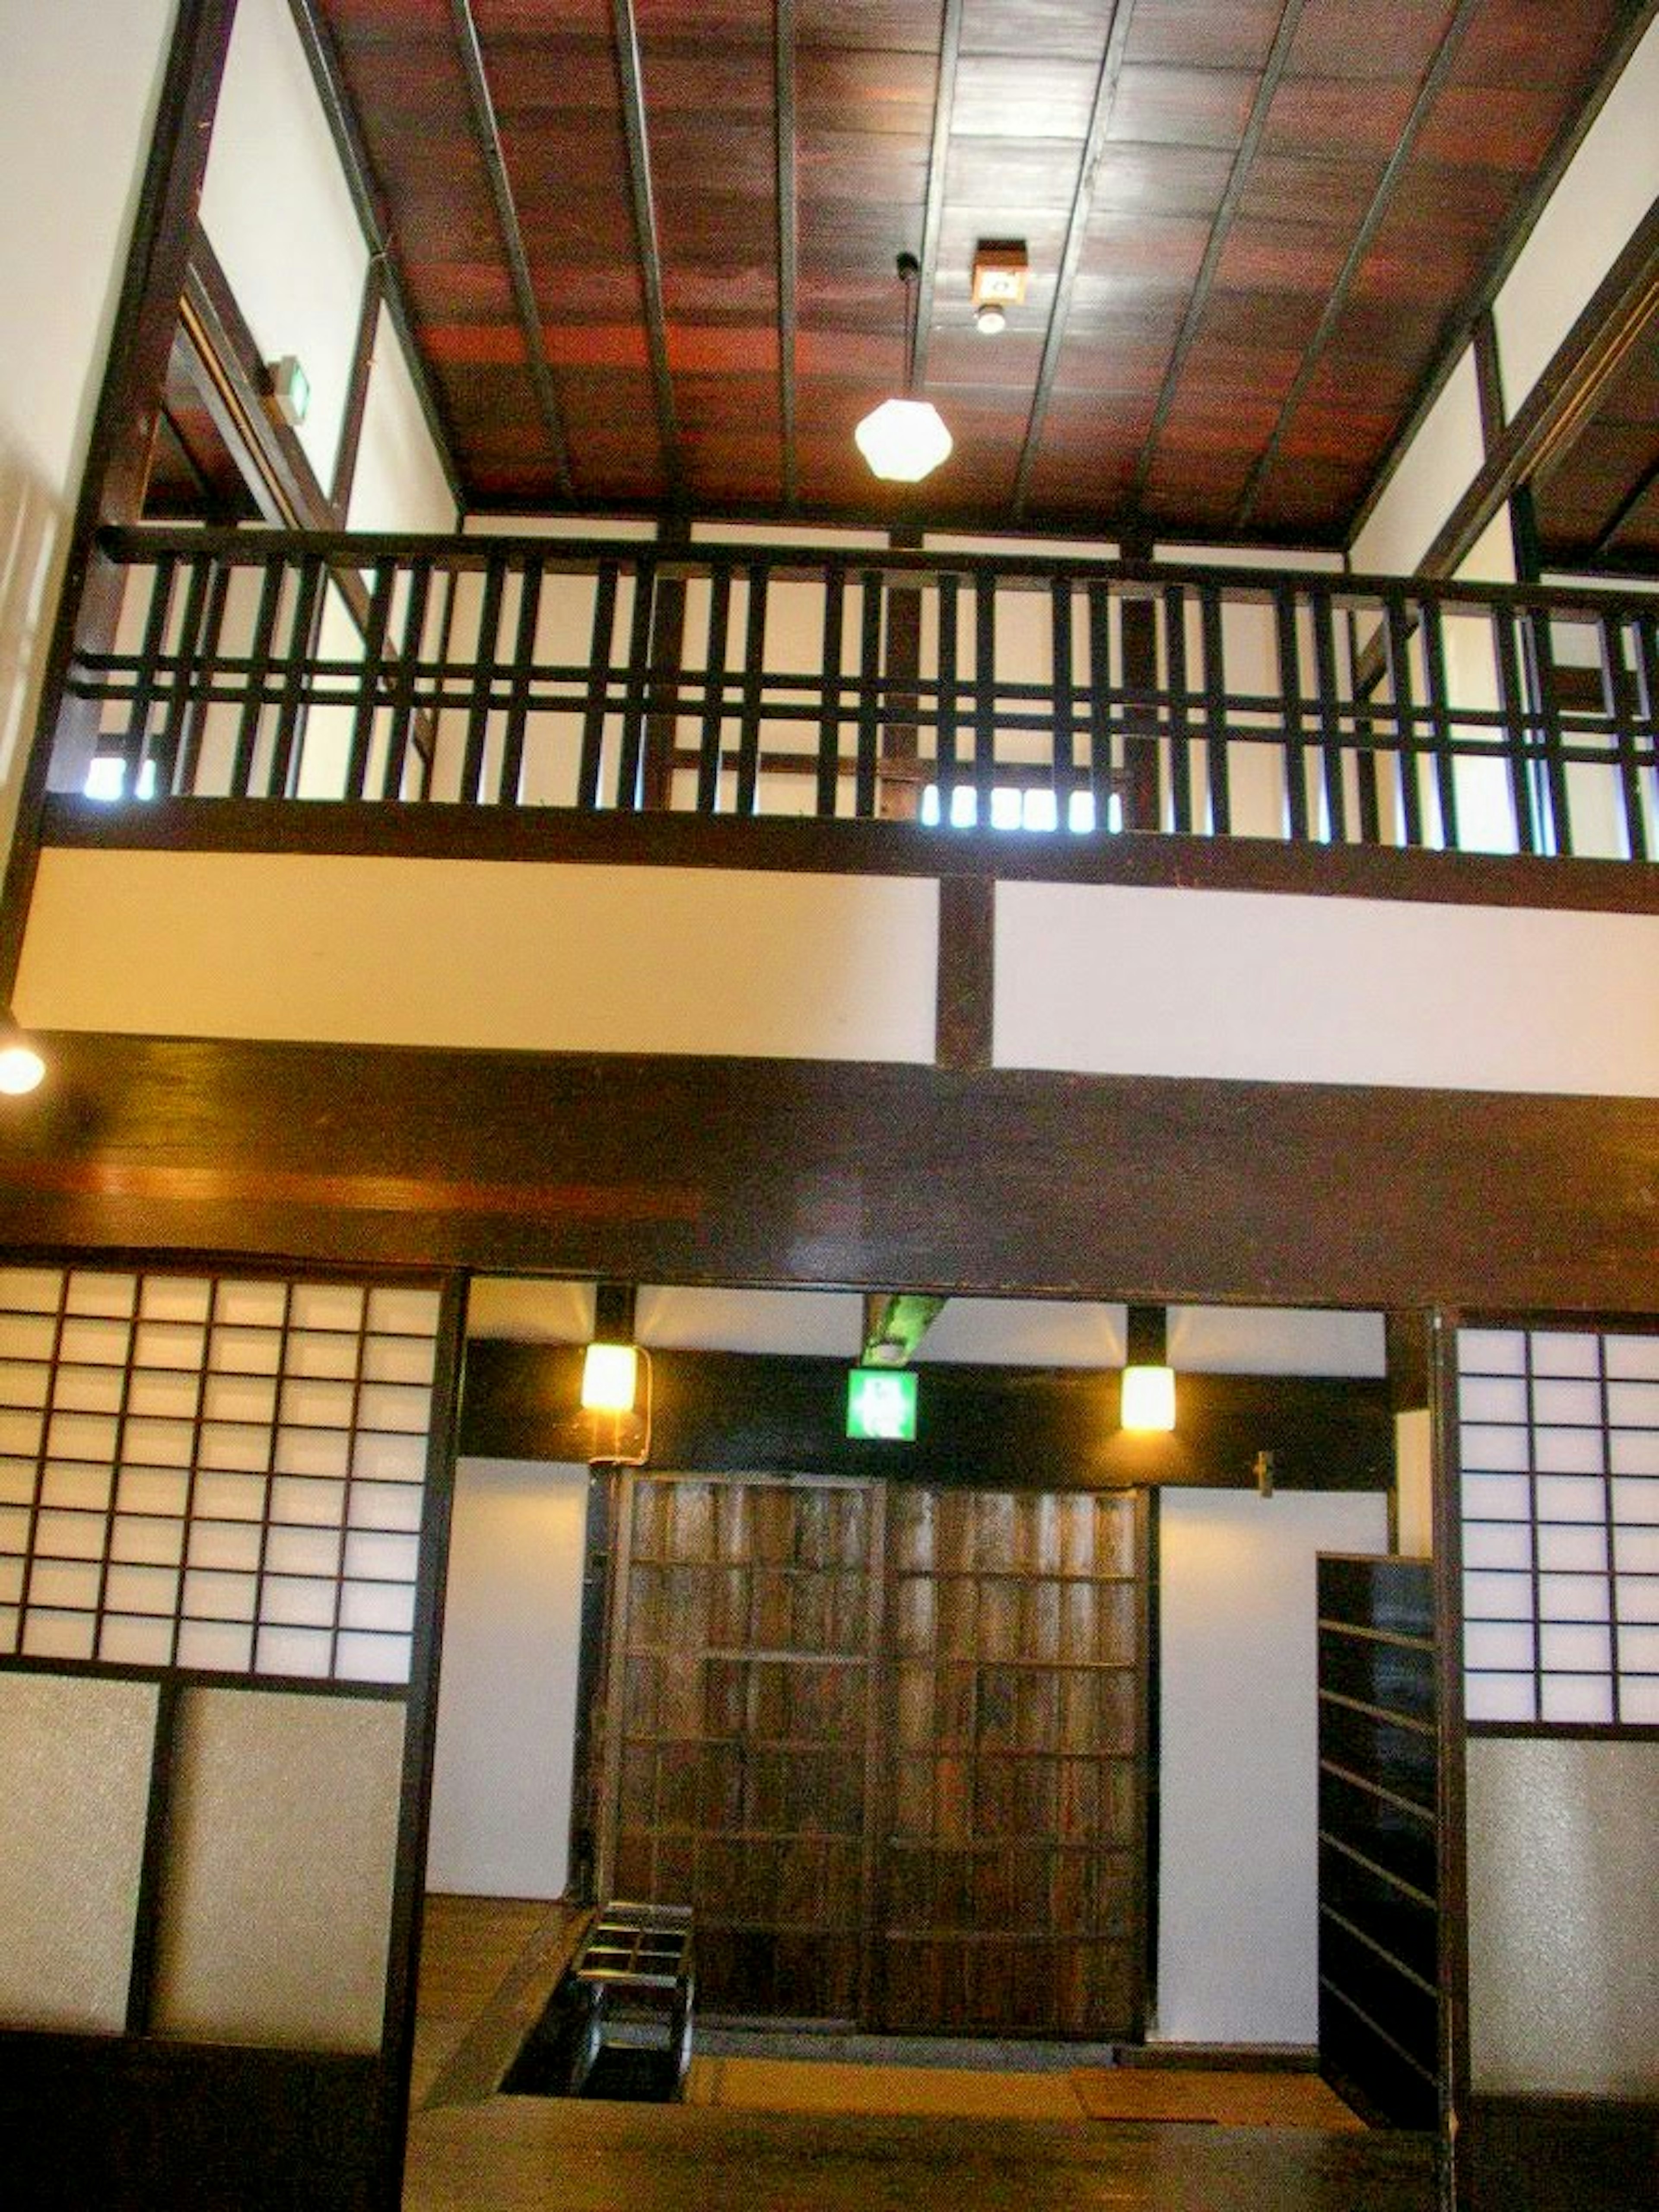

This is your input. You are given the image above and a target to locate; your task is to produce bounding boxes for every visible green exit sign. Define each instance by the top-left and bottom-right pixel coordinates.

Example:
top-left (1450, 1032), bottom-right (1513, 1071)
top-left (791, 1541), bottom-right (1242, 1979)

top-left (846, 1367), bottom-right (918, 1442)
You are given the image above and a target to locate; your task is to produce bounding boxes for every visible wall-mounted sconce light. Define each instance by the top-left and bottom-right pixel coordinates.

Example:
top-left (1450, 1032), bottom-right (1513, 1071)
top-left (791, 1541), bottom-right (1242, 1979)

top-left (0, 1021), bottom-right (46, 1096)
top-left (582, 1283), bottom-right (650, 1464)
top-left (855, 251), bottom-right (953, 483)
top-left (1121, 1303), bottom-right (1176, 1432)
top-left (266, 355), bottom-right (311, 427)
top-left (581, 1340), bottom-right (639, 1413)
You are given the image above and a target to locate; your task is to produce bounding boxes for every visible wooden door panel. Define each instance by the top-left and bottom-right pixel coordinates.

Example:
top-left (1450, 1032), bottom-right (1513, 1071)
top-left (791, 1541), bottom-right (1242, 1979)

top-left (601, 1475), bottom-right (1147, 2037)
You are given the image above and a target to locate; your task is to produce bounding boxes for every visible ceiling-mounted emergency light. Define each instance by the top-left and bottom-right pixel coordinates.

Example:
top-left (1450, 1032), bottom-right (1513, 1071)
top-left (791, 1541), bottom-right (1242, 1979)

top-left (971, 239), bottom-right (1029, 335)
top-left (855, 252), bottom-right (952, 483)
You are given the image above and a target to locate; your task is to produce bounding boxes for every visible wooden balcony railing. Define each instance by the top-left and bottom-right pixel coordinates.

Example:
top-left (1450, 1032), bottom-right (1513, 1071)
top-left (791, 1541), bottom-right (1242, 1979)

top-left (60, 525), bottom-right (1659, 863)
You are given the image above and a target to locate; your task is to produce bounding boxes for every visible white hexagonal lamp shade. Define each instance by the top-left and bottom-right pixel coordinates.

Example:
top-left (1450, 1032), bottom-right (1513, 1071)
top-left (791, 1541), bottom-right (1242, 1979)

top-left (854, 396), bottom-right (953, 483)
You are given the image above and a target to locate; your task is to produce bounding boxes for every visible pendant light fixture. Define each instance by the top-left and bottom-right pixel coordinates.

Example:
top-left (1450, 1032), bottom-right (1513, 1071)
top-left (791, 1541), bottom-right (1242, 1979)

top-left (855, 251), bottom-right (953, 484)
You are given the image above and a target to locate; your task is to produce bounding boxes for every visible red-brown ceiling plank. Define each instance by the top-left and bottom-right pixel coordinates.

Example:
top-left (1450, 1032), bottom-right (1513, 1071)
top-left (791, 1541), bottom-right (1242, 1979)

top-left (1009, 0), bottom-right (1137, 521)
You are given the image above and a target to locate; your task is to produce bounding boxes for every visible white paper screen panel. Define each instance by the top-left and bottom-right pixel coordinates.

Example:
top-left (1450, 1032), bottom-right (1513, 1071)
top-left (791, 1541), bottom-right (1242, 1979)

top-left (1457, 1326), bottom-right (1659, 1725)
top-left (0, 1672), bottom-right (157, 2031)
top-left (0, 1268), bottom-right (439, 1684)
top-left (150, 1687), bottom-right (404, 2052)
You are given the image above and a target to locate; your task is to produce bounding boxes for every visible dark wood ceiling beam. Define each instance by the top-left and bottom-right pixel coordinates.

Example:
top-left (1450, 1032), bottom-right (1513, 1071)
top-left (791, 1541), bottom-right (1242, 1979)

top-left (288, 0), bottom-right (464, 517)
top-left (1416, 193), bottom-right (1659, 578)
top-left (910, 0), bottom-right (964, 392)
top-left (1231, 0), bottom-right (1483, 536)
top-left (1128, 0), bottom-right (1308, 513)
top-left (612, 0), bottom-right (683, 504)
top-left (775, 0), bottom-right (800, 509)
top-left (1011, 0), bottom-right (1136, 522)
top-left (448, 0), bottom-right (575, 505)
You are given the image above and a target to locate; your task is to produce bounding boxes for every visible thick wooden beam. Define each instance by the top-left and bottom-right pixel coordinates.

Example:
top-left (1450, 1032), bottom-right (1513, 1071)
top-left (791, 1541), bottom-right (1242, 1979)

top-left (6, 1036), bottom-right (1659, 1316)
top-left (461, 1342), bottom-right (1395, 1495)
top-left (773, 0), bottom-right (800, 509)
top-left (908, 0), bottom-right (963, 394)
top-left (611, 0), bottom-right (681, 503)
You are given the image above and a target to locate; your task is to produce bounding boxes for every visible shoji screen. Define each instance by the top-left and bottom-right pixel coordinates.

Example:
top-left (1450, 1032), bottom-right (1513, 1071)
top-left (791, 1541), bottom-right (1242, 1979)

top-left (0, 1260), bottom-right (458, 2212)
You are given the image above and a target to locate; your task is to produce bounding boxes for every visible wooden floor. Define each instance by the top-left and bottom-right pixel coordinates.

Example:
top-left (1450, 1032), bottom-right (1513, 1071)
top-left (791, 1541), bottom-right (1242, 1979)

top-left (404, 1896), bottom-right (1440, 2212)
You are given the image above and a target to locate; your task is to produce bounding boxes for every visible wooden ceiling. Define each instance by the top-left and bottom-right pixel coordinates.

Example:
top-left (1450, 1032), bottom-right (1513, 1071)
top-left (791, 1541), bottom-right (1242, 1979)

top-left (309, 0), bottom-right (1657, 559)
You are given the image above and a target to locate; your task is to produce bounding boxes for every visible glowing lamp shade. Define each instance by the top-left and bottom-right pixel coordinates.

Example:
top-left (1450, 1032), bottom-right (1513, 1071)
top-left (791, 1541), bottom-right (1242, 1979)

top-left (0, 1042), bottom-right (45, 1096)
top-left (581, 1341), bottom-right (639, 1414)
top-left (854, 397), bottom-right (953, 483)
top-left (1121, 1363), bottom-right (1176, 1433)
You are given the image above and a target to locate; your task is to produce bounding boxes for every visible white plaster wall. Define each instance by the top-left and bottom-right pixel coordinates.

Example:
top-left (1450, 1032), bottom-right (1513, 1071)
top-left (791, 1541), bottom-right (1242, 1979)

top-left (426, 1459), bottom-right (588, 1898)
top-left (1493, 16), bottom-right (1659, 417)
top-left (1156, 1488), bottom-right (1389, 2044)
top-left (0, 0), bottom-right (175, 860)
top-left (345, 299), bottom-right (454, 534)
top-left (996, 878), bottom-right (1659, 1096)
top-left (16, 850), bottom-right (939, 1062)
top-left (1351, 346), bottom-right (1484, 580)
top-left (200, 0), bottom-right (369, 494)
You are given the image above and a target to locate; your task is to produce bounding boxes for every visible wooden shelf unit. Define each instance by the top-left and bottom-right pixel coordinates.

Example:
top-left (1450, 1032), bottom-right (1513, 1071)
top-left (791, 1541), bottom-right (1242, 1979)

top-left (1316, 1553), bottom-right (1440, 2130)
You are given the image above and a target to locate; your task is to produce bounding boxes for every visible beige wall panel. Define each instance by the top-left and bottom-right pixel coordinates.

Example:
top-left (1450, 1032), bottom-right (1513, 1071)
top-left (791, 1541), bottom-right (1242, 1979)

top-left (151, 1688), bottom-right (404, 2052)
top-left (1351, 346), bottom-right (1484, 581)
top-left (996, 880), bottom-right (1659, 1096)
top-left (0, 1672), bottom-right (156, 2031)
top-left (1467, 1736), bottom-right (1659, 2095)
top-left (17, 852), bottom-right (939, 1062)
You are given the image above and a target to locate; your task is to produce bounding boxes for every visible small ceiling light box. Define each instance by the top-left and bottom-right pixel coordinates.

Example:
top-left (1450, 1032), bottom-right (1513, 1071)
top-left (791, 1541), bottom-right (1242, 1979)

top-left (971, 240), bottom-right (1028, 336)
top-left (855, 251), bottom-right (953, 483)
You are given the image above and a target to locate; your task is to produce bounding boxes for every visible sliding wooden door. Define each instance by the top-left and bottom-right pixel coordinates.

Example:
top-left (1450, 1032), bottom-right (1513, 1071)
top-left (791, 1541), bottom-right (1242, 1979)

top-left (877, 1487), bottom-right (1147, 2035)
top-left (600, 1473), bottom-right (1147, 2038)
top-left (601, 1474), bottom-right (880, 2021)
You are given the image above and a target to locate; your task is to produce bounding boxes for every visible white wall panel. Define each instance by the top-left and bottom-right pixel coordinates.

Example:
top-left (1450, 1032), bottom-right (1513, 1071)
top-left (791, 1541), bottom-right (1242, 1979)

top-left (17, 851), bottom-right (940, 1063)
top-left (997, 879), bottom-right (1659, 1096)
top-left (0, 0), bottom-right (174, 856)
top-left (1157, 1489), bottom-right (1389, 2044)
top-left (1351, 347), bottom-right (1485, 580)
top-left (426, 1459), bottom-right (587, 1898)
top-left (199, 0), bottom-right (368, 492)
top-left (346, 299), bottom-right (454, 534)
top-left (1493, 17), bottom-right (1659, 416)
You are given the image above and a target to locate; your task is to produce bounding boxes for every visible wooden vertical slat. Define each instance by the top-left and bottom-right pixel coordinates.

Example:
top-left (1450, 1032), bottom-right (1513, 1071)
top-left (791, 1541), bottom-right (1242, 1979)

top-left (460, 553), bottom-right (508, 802)
top-left (1383, 594), bottom-right (1425, 847)
top-left (344, 562), bottom-right (394, 801)
top-left (231, 559), bottom-right (285, 799)
top-left (124, 553), bottom-right (179, 794)
top-left (174, 559), bottom-right (232, 795)
top-left (499, 558), bottom-right (544, 807)
top-left (1600, 611), bottom-right (1647, 862)
top-left (1522, 603), bottom-right (1571, 856)
top-left (1084, 582), bottom-right (1114, 828)
top-left (735, 563), bottom-right (768, 815)
top-left (616, 557), bottom-right (659, 810)
top-left (1419, 600), bottom-right (1460, 851)
top-left (1119, 586), bottom-right (1160, 830)
top-left (934, 573), bottom-right (959, 819)
top-left (1274, 585), bottom-right (1310, 842)
top-left (151, 553), bottom-right (212, 798)
top-left (855, 569), bottom-right (883, 819)
top-left (1200, 583), bottom-right (1231, 834)
top-left (577, 561), bottom-right (620, 809)
top-left (699, 564), bottom-right (733, 814)
top-left (1310, 586), bottom-right (1348, 842)
top-left (973, 576), bottom-right (996, 822)
top-left (1163, 583), bottom-right (1192, 834)
top-left (268, 554), bottom-right (323, 799)
top-left (1636, 609), bottom-right (1659, 855)
top-left (1049, 575), bottom-right (1075, 821)
top-left (1490, 600), bottom-right (1538, 855)
top-left (379, 560), bottom-right (431, 801)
